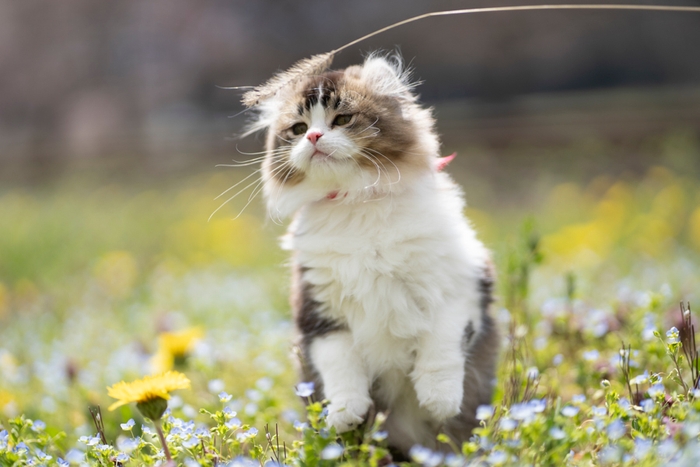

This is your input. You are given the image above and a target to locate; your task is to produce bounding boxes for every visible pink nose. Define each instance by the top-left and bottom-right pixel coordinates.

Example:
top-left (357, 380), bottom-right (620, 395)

top-left (306, 131), bottom-right (323, 144)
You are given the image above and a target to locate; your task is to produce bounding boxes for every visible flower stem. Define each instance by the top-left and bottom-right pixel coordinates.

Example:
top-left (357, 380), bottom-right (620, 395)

top-left (153, 418), bottom-right (173, 463)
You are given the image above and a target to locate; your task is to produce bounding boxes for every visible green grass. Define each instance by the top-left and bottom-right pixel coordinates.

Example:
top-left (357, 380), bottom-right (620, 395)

top-left (2, 156), bottom-right (700, 466)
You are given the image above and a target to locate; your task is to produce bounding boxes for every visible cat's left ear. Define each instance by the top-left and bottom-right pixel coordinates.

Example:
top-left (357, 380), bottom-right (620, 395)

top-left (361, 55), bottom-right (414, 97)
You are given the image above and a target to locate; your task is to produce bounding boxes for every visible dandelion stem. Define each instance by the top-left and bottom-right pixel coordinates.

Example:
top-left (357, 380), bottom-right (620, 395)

top-left (152, 418), bottom-right (173, 464)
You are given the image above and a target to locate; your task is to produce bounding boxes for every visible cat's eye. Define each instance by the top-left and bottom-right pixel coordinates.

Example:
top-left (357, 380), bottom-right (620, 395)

top-left (333, 114), bottom-right (353, 127)
top-left (291, 122), bottom-right (308, 136)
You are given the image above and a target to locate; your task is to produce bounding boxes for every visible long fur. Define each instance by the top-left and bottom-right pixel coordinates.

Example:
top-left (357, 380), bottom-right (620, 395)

top-left (252, 53), bottom-right (499, 456)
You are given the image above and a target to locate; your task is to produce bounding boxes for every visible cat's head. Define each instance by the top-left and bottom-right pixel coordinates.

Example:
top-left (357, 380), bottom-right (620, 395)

top-left (244, 54), bottom-right (440, 217)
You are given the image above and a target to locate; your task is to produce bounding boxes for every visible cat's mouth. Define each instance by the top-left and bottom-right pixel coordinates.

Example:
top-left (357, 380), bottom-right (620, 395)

top-left (311, 150), bottom-right (331, 159)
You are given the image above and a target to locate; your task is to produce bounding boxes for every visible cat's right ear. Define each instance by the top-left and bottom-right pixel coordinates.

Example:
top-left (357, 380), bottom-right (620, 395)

top-left (360, 54), bottom-right (415, 97)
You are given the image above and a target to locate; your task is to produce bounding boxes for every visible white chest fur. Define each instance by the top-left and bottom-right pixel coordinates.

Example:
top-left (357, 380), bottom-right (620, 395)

top-left (286, 172), bottom-right (488, 378)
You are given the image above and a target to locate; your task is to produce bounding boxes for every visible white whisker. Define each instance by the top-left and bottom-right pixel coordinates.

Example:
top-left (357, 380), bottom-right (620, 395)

top-left (214, 166), bottom-right (267, 200)
top-left (364, 147), bottom-right (401, 185)
top-left (358, 152), bottom-right (384, 188)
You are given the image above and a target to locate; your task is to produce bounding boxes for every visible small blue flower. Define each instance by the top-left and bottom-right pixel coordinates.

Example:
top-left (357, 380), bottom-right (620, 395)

top-left (409, 445), bottom-right (443, 467)
top-left (633, 438), bottom-right (653, 460)
top-left (667, 327), bottom-right (680, 344)
top-left (183, 437), bottom-right (199, 449)
top-left (142, 425), bottom-right (155, 436)
top-left (640, 399), bottom-right (655, 413)
top-left (120, 419), bottom-right (135, 431)
top-left (529, 399), bottom-right (546, 413)
top-left (372, 431), bottom-right (388, 441)
top-left (599, 445), bottom-right (622, 463)
top-left (629, 371), bottom-right (650, 386)
top-left (510, 402), bottom-right (535, 421)
top-left (572, 394), bottom-right (586, 404)
top-left (194, 427), bottom-right (211, 439)
top-left (476, 404), bottom-right (494, 420)
top-left (552, 354), bottom-right (564, 366)
top-left (225, 417), bottom-right (242, 430)
top-left (85, 435), bottom-right (101, 446)
top-left (607, 419), bottom-right (626, 440)
top-left (229, 456), bottom-right (258, 467)
top-left (31, 420), bottom-right (46, 432)
top-left (295, 382), bottom-right (315, 398)
top-left (561, 406), bottom-right (579, 417)
top-left (648, 383), bottom-right (665, 398)
top-left (235, 428), bottom-right (258, 442)
top-left (223, 406), bottom-right (237, 419)
top-left (293, 420), bottom-right (308, 432)
top-left (57, 458), bottom-right (70, 467)
top-left (64, 449), bottom-right (85, 464)
top-left (218, 391), bottom-right (232, 403)
top-left (582, 350), bottom-right (599, 361)
top-left (14, 442), bottom-right (29, 455)
top-left (117, 437), bottom-right (140, 453)
top-left (487, 450), bottom-right (508, 465)
top-left (549, 427), bottom-right (566, 440)
top-left (320, 443), bottom-right (344, 460)
top-left (115, 453), bottom-right (130, 463)
top-left (34, 448), bottom-right (52, 461)
top-left (410, 445), bottom-right (432, 463)
top-left (499, 418), bottom-right (517, 431)
top-left (444, 453), bottom-right (466, 467)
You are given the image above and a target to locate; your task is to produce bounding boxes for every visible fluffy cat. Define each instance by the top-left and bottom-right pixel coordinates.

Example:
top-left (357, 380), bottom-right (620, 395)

top-left (243, 54), bottom-right (498, 456)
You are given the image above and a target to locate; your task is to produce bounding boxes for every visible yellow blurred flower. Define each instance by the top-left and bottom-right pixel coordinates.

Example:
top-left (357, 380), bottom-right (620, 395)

top-left (541, 182), bottom-right (632, 268)
top-left (152, 327), bottom-right (204, 372)
top-left (107, 371), bottom-right (190, 419)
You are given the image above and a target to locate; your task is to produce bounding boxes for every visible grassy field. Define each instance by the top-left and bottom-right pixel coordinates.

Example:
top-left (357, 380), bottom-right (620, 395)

top-left (2, 139), bottom-right (700, 465)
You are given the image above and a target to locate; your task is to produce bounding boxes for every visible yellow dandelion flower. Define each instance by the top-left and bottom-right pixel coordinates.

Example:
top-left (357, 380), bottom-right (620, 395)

top-left (107, 371), bottom-right (190, 420)
top-left (152, 327), bottom-right (204, 372)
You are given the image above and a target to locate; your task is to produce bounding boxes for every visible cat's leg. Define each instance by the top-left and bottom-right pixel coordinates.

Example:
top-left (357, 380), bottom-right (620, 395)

top-left (411, 297), bottom-right (477, 421)
top-left (310, 331), bottom-right (372, 432)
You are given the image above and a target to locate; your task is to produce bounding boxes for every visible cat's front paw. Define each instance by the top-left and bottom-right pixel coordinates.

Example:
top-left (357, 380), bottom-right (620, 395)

top-left (326, 396), bottom-right (372, 433)
top-left (414, 372), bottom-right (464, 421)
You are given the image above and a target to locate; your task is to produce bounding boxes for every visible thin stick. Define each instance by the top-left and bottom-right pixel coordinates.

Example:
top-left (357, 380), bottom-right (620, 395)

top-left (332, 5), bottom-right (700, 55)
top-left (88, 406), bottom-right (108, 446)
